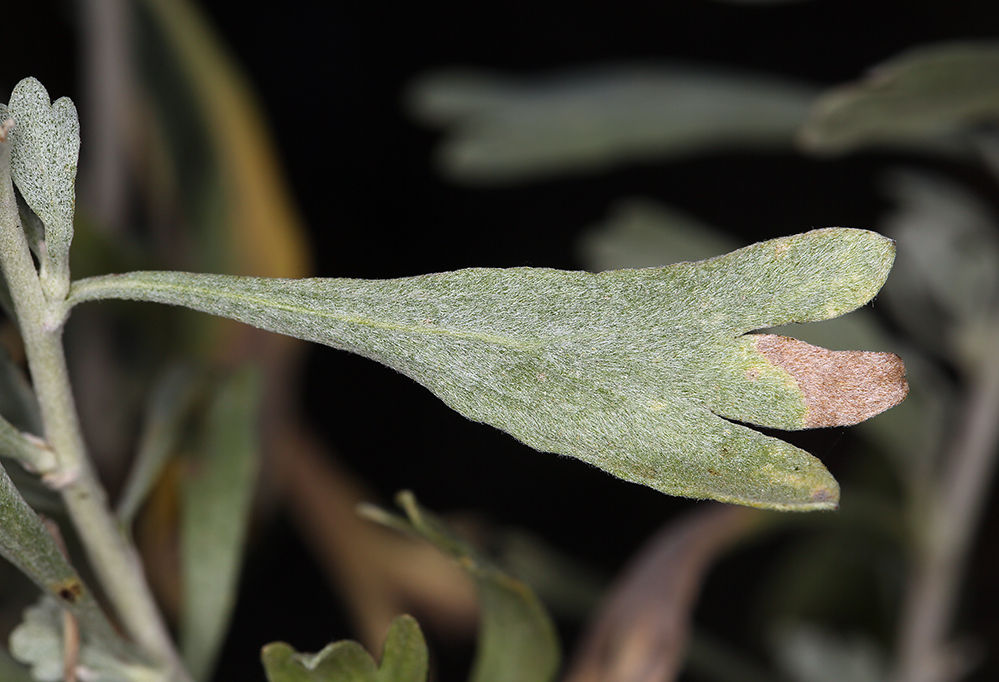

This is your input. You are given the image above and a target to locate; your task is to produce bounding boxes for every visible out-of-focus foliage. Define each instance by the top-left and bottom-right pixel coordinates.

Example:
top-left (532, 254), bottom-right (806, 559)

top-left (359, 492), bottom-right (559, 682)
top-left (179, 367), bottom-right (262, 682)
top-left (798, 42), bottom-right (999, 156)
top-left (563, 504), bottom-right (758, 682)
top-left (408, 66), bottom-right (818, 183)
top-left (262, 615), bottom-right (428, 682)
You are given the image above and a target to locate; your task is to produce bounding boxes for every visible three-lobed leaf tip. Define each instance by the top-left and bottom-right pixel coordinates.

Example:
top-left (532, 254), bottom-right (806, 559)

top-left (65, 228), bottom-right (907, 513)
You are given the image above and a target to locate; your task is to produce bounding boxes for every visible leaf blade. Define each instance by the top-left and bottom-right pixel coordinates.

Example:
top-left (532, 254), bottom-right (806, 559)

top-left (798, 41), bottom-right (999, 156)
top-left (0, 462), bottom-right (133, 661)
top-left (361, 492), bottom-right (560, 682)
top-left (180, 366), bottom-right (263, 681)
top-left (69, 229), bottom-right (905, 510)
top-left (5, 78), bottom-right (80, 301)
top-left (375, 615), bottom-right (429, 682)
top-left (262, 641), bottom-right (378, 682)
top-left (407, 66), bottom-right (819, 183)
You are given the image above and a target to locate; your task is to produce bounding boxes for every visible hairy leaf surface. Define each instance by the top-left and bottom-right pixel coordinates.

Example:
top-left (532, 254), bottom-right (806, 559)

top-left (4, 78), bottom-right (79, 301)
top-left (68, 229), bottom-right (907, 510)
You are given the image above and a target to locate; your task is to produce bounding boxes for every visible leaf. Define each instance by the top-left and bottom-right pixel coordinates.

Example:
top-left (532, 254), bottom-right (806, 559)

top-left (116, 363), bottom-right (201, 527)
top-left (180, 366), bottom-right (262, 681)
top-left (798, 41), bottom-right (999, 156)
top-left (374, 614), bottom-right (430, 682)
top-left (360, 492), bottom-right (560, 682)
top-left (576, 197), bottom-right (740, 272)
top-left (68, 229), bottom-right (908, 510)
top-left (407, 65), bottom-right (819, 183)
top-left (9, 596), bottom-right (158, 682)
top-left (876, 169), bottom-right (999, 364)
top-left (0, 463), bottom-right (133, 662)
top-left (0, 344), bottom-right (56, 476)
top-left (5, 77), bottom-right (80, 301)
top-left (260, 615), bottom-right (428, 682)
top-left (262, 641), bottom-right (376, 682)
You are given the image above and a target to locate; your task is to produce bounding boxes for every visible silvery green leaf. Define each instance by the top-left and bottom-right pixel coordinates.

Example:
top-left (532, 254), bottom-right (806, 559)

top-left (6, 77), bottom-right (80, 302)
top-left (0, 462), bottom-right (131, 662)
top-left (578, 200), bottom-right (937, 486)
top-left (360, 492), bottom-right (557, 682)
top-left (407, 66), bottom-right (819, 183)
top-left (0, 342), bottom-right (42, 437)
top-left (180, 367), bottom-right (262, 682)
top-left (261, 615), bottom-right (428, 682)
top-left (373, 615), bottom-right (428, 682)
top-left (877, 169), bottom-right (999, 364)
top-left (10, 596), bottom-right (157, 682)
top-left (117, 364), bottom-right (201, 527)
top-left (577, 198), bottom-right (740, 272)
top-left (798, 42), bottom-right (999, 156)
top-left (68, 229), bottom-right (908, 511)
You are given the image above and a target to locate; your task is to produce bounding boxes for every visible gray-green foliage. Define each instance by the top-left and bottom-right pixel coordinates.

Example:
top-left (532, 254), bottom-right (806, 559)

top-left (9, 597), bottom-right (155, 682)
top-left (180, 367), bottom-right (262, 682)
top-left (3, 77), bottom-right (79, 302)
top-left (67, 228), bottom-right (901, 511)
top-left (360, 492), bottom-right (559, 682)
top-left (261, 615), bottom-right (428, 682)
top-left (0, 458), bottom-right (130, 661)
top-left (407, 66), bottom-right (818, 182)
top-left (798, 41), bottom-right (999, 155)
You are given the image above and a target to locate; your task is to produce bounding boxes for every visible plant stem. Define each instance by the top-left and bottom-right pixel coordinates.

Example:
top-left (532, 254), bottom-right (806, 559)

top-left (893, 331), bottom-right (999, 682)
top-left (0, 129), bottom-right (189, 680)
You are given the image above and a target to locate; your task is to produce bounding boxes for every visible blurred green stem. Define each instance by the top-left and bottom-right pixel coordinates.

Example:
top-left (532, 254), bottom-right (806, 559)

top-left (0, 125), bottom-right (189, 680)
top-left (894, 327), bottom-right (999, 682)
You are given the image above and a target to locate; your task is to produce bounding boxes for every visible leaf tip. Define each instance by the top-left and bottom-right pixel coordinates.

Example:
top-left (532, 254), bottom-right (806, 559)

top-left (756, 334), bottom-right (908, 428)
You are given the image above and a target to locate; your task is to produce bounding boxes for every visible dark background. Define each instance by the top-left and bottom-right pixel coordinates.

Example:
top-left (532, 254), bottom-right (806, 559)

top-left (4, 1), bottom-right (999, 680)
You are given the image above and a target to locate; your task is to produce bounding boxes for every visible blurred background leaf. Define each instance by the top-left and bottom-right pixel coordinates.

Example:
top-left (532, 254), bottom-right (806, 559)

top-left (361, 492), bottom-right (561, 682)
top-left (408, 66), bottom-right (818, 183)
top-left (180, 365), bottom-right (262, 681)
top-left (798, 42), bottom-right (999, 156)
top-left (261, 614), bottom-right (428, 682)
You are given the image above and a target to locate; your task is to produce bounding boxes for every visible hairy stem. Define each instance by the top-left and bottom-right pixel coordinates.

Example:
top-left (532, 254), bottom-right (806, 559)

top-left (0, 129), bottom-right (188, 680)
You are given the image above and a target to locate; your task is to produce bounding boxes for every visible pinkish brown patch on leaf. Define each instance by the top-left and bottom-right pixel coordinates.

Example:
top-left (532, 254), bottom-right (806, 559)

top-left (755, 334), bottom-right (908, 428)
